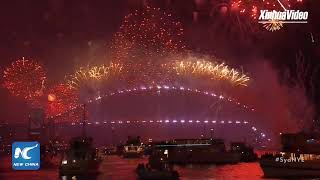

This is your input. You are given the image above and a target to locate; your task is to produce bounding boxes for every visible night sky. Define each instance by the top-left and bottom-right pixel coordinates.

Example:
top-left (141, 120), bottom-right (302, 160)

top-left (0, 0), bottom-right (319, 126)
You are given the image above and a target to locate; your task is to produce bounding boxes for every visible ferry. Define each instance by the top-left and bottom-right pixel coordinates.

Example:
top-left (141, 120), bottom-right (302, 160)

top-left (260, 132), bottom-right (320, 178)
top-left (153, 138), bottom-right (241, 164)
top-left (59, 136), bottom-right (102, 175)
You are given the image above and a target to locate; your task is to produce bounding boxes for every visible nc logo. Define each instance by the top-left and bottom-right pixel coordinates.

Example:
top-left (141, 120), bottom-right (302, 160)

top-left (12, 142), bottom-right (40, 170)
top-left (14, 143), bottom-right (39, 159)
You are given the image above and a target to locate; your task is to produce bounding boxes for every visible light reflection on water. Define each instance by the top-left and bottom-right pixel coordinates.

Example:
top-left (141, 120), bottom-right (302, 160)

top-left (1, 156), bottom-right (271, 180)
top-left (60, 175), bottom-right (99, 180)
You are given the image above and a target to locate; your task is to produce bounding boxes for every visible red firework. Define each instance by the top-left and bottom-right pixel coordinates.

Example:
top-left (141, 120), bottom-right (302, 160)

top-left (230, 0), bottom-right (302, 19)
top-left (110, 6), bottom-right (186, 85)
top-left (46, 83), bottom-right (82, 122)
top-left (111, 6), bottom-right (186, 61)
top-left (3, 57), bottom-right (46, 105)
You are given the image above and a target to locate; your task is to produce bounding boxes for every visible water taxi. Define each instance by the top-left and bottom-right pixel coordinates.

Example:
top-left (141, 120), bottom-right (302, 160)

top-left (59, 136), bottom-right (102, 175)
top-left (123, 136), bottom-right (144, 158)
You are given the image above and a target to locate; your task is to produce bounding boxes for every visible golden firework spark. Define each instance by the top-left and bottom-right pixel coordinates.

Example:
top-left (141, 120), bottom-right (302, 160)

top-left (263, 19), bottom-right (284, 32)
top-left (164, 56), bottom-right (250, 87)
top-left (66, 63), bottom-right (123, 89)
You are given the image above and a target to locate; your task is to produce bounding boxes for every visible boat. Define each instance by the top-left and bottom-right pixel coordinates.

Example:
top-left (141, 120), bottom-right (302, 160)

top-left (59, 136), bottom-right (102, 175)
top-left (136, 151), bottom-right (179, 180)
top-left (153, 138), bottom-right (241, 164)
top-left (102, 146), bottom-right (118, 155)
top-left (40, 143), bottom-right (59, 169)
top-left (260, 132), bottom-right (320, 178)
top-left (230, 142), bottom-right (258, 162)
top-left (123, 136), bottom-right (144, 158)
top-left (136, 163), bottom-right (179, 180)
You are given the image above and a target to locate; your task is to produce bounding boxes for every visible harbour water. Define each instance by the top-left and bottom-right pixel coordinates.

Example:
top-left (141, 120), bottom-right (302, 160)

top-left (0, 156), bottom-right (278, 180)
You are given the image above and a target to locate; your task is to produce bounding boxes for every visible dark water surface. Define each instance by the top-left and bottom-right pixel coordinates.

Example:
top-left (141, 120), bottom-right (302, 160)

top-left (0, 156), bottom-right (278, 180)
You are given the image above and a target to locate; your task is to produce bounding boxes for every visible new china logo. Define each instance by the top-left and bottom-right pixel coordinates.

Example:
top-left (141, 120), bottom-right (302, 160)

top-left (12, 141), bottom-right (40, 170)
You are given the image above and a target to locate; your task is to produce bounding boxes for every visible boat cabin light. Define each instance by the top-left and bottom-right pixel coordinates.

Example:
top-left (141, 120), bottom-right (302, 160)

top-left (164, 149), bottom-right (168, 155)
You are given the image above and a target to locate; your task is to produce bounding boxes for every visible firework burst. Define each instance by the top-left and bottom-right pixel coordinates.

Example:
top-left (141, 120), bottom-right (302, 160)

top-left (110, 6), bottom-right (186, 61)
top-left (163, 55), bottom-right (250, 87)
top-left (230, 0), bottom-right (293, 19)
top-left (207, 1), bottom-right (262, 44)
top-left (46, 83), bottom-right (82, 122)
top-left (66, 63), bottom-right (123, 90)
top-left (2, 57), bottom-right (46, 105)
top-left (263, 19), bottom-right (284, 31)
top-left (66, 55), bottom-right (250, 95)
top-left (108, 6), bottom-right (187, 85)
top-left (228, 0), bottom-right (303, 32)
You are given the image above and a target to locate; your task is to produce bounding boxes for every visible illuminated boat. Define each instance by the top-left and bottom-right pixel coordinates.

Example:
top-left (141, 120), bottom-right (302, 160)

top-left (102, 146), bottom-right (118, 155)
top-left (136, 162), bottom-right (179, 180)
top-left (260, 152), bottom-right (320, 178)
top-left (136, 152), bottom-right (179, 180)
top-left (230, 142), bottom-right (258, 162)
top-left (59, 137), bottom-right (102, 175)
top-left (260, 132), bottom-right (320, 178)
top-left (153, 138), bottom-right (241, 164)
top-left (123, 136), bottom-right (144, 158)
top-left (123, 145), bottom-right (144, 158)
